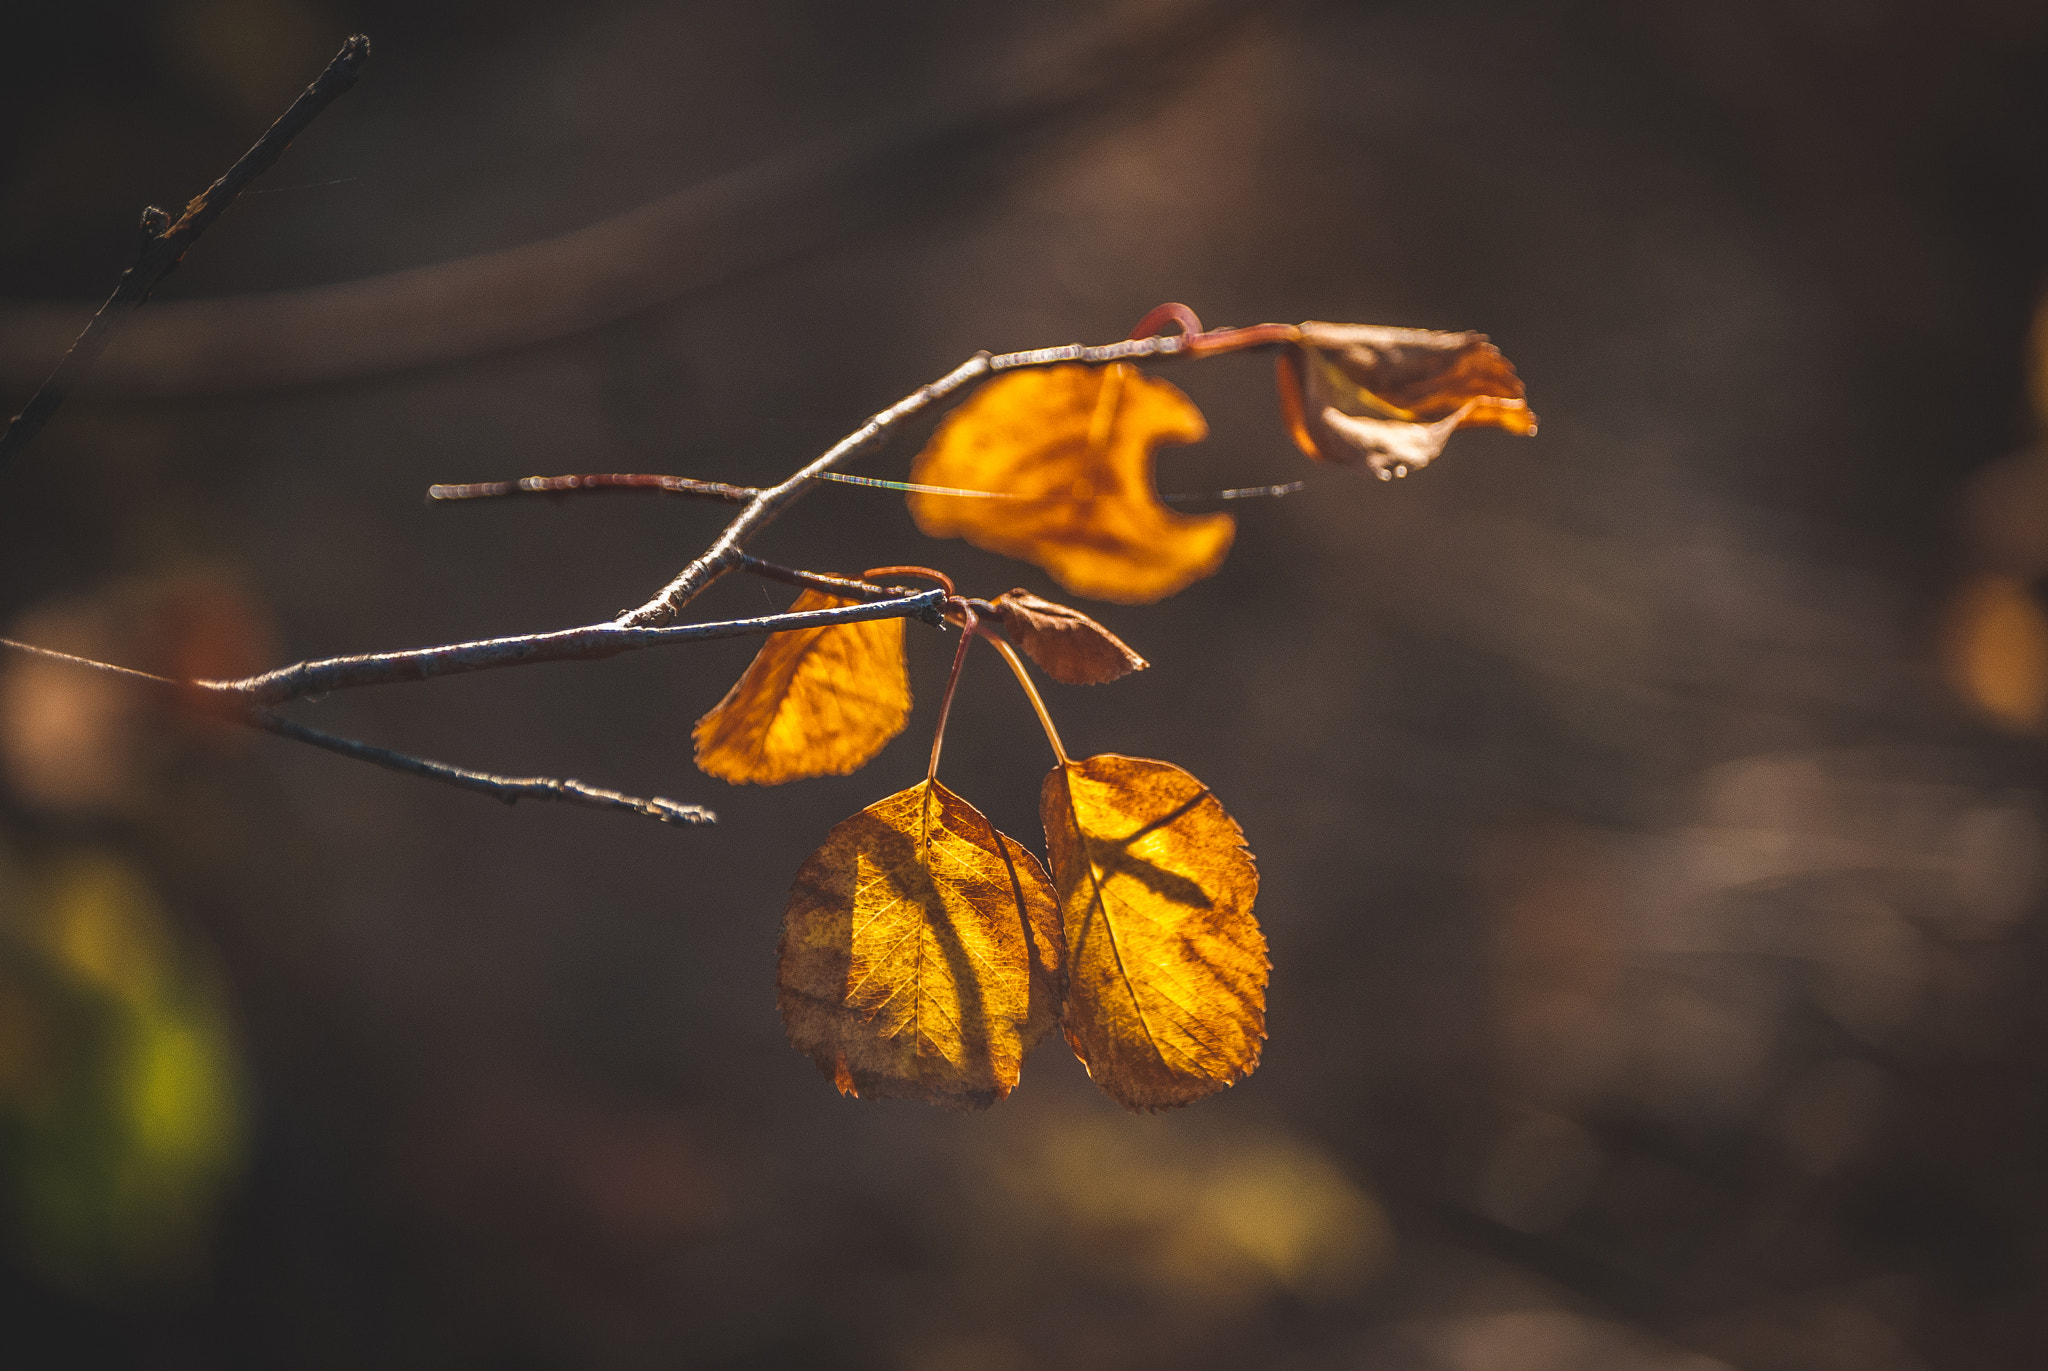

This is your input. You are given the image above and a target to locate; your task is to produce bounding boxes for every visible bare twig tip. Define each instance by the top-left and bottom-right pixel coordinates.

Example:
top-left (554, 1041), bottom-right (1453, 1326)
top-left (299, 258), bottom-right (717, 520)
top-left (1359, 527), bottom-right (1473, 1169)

top-left (650, 799), bottom-right (718, 826)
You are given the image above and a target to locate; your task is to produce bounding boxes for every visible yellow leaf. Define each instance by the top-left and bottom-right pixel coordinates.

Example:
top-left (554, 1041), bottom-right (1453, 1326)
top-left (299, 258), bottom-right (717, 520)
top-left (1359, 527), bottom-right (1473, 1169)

top-left (779, 781), bottom-right (1065, 1108)
top-left (909, 363), bottom-right (1232, 604)
top-left (1277, 322), bottom-right (1536, 479)
top-left (1040, 754), bottom-right (1266, 1110)
top-left (1942, 573), bottom-right (2048, 733)
top-left (693, 589), bottom-right (910, 785)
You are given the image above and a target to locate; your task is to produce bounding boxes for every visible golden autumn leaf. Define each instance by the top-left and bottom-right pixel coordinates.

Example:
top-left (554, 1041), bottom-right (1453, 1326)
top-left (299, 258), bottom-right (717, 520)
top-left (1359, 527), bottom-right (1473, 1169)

top-left (1942, 573), bottom-right (2048, 733)
top-left (1277, 322), bottom-right (1537, 479)
top-left (693, 588), bottom-right (910, 784)
top-left (987, 589), bottom-right (1148, 685)
top-left (1040, 754), bottom-right (1266, 1110)
top-left (779, 781), bottom-right (1065, 1108)
top-left (909, 363), bottom-right (1232, 604)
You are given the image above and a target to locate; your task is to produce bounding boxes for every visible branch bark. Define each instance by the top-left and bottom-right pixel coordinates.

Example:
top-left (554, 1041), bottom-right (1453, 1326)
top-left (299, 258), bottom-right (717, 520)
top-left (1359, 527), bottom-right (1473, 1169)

top-left (1, 590), bottom-right (944, 825)
top-left (0, 633), bottom-right (714, 826)
top-left (428, 473), bottom-right (756, 504)
top-left (204, 589), bottom-right (946, 704)
top-left (0, 35), bottom-right (370, 469)
top-left (248, 711), bottom-right (715, 826)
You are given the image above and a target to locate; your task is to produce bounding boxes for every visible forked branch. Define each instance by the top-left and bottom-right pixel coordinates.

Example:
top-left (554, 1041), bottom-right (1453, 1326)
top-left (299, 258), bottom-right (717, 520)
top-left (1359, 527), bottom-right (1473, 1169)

top-left (0, 635), bottom-right (713, 825)
top-left (610, 326), bottom-right (1292, 628)
top-left (0, 300), bottom-right (1291, 824)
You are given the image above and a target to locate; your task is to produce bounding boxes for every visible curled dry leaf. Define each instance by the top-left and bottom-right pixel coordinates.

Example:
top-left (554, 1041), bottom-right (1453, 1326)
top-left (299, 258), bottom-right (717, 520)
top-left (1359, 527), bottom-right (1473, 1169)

top-left (1040, 754), bottom-right (1266, 1110)
top-left (779, 781), bottom-right (1065, 1109)
top-left (693, 588), bottom-right (911, 784)
top-left (1277, 322), bottom-right (1537, 479)
top-left (909, 363), bottom-right (1232, 604)
top-left (988, 589), bottom-right (1148, 685)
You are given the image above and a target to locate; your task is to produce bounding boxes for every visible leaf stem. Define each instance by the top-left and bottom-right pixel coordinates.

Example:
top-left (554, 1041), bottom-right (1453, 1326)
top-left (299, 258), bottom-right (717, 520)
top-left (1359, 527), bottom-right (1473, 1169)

top-left (977, 625), bottom-right (1069, 768)
top-left (927, 601), bottom-right (978, 791)
top-left (1128, 302), bottom-right (1204, 341)
top-left (862, 565), bottom-right (956, 597)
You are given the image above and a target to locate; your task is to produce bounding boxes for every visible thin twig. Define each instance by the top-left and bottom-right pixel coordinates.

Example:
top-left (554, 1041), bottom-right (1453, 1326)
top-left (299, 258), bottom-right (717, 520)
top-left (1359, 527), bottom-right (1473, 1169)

top-left (1161, 480), bottom-right (1306, 505)
top-left (810, 472), bottom-right (1023, 498)
top-left (249, 711), bottom-right (714, 825)
top-left (428, 473), bottom-right (756, 503)
top-left (0, 636), bottom-right (182, 688)
top-left (0, 35), bottom-right (370, 468)
top-left (734, 555), bottom-right (906, 603)
top-left (439, 469), bottom-right (1302, 509)
top-left (614, 332), bottom-right (1195, 628)
top-left (201, 589), bottom-right (947, 704)
top-left (0, 2), bottom-right (1265, 397)
top-left (0, 635), bottom-right (713, 826)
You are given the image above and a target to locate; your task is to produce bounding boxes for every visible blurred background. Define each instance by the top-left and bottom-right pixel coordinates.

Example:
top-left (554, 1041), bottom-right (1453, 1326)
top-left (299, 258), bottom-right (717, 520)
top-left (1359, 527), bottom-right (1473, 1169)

top-left (4, 1), bottom-right (2048, 1366)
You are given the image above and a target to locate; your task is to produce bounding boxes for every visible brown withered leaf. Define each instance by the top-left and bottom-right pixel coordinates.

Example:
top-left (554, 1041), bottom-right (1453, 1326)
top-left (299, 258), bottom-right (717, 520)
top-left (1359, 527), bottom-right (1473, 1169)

top-left (988, 589), bottom-right (1148, 685)
top-left (1040, 754), bottom-right (1266, 1110)
top-left (693, 588), bottom-right (910, 784)
top-left (779, 781), bottom-right (1065, 1108)
top-left (909, 363), bottom-right (1232, 604)
top-left (1277, 322), bottom-right (1537, 479)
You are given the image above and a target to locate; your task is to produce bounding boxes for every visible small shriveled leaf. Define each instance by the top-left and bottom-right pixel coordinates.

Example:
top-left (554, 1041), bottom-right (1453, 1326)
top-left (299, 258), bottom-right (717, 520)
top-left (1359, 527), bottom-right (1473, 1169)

top-left (779, 781), bottom-right (1065, 1108)
top-left (988, 589), bottom-right (1148, 685)
top-left (1277, 322), bottom-right (1537, 479)
top-left (693, 588), bottom-right (909, 785)
top-left (1040, 754), bottom-right (1266, 1110)
top-left (909, 363), bottom-right (1232, 604)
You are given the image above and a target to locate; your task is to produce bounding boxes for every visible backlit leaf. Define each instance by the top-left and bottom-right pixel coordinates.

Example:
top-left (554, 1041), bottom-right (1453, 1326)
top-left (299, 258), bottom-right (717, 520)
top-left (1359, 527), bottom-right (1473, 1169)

top-left (1040, 754), bottom-right (1266, 1110)
top-left (779, 780), bottom-right (1065, 1108)
top-left (1277, 322), bottom-right (1537, 479)
top-left (1942, 573), bottom-right (2048, 733)
top-left (909, 363), bottom-right (1232, 604)
top-left (988, 589), bottom-right (1148, 685)
top-left (693, 588), bottom-right (910, 784)
top-left (0, 849), bottom-right (245, 1284)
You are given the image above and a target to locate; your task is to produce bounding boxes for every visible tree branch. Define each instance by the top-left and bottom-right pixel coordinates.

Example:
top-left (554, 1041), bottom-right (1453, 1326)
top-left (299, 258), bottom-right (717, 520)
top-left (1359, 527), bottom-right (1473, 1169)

top-left (428, 473), bottom-right (756, 504)
top-left (248, 711), bottom-right (715, 826)
top-left (0, 2), bottom-right (1264, 397)
top-left (0, 35), bottom-right (371, 469)
top-left (0, 314), bottom-right (1269, 824)
top-left (432, 470), bottom-right (1304, 510)
top-left (614, 331), bottom-right (1193, 627)
top-left (734, 556), bottom-right (906, 603)
top-left (0, 633), bottom-right (715, 826)
top-left (200, 589), bottom-right (947, 705)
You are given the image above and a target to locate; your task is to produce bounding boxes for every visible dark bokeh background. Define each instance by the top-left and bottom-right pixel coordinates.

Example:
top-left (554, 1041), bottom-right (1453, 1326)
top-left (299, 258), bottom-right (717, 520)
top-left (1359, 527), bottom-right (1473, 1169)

top-left (5, 1), bottom-right (2048, 1367)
